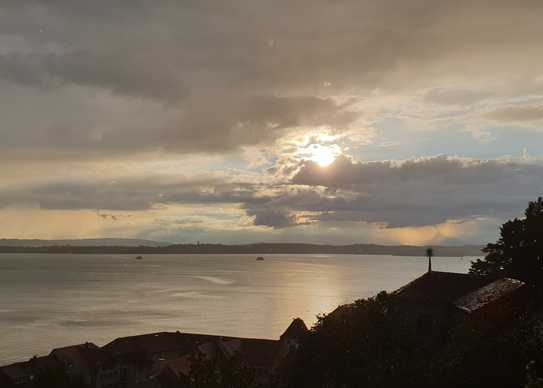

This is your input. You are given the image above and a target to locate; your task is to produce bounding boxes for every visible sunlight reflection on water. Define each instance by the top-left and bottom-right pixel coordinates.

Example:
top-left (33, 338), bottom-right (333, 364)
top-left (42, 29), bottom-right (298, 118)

top-left (0, 253), bottom-right (470, 364)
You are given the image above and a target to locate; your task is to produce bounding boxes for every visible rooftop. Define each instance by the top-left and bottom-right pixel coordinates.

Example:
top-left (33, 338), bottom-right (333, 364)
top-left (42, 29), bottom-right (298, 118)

top-left (394, 271), bottom-right (492, 303)
top-left (51, 342), bottom-right (108, 369)
top-left (280, 318), bottom-right (309, 340)
top-left (454, 277), bottom-right (525, 313)
top-left (104, 332), bottom-right (194, 358)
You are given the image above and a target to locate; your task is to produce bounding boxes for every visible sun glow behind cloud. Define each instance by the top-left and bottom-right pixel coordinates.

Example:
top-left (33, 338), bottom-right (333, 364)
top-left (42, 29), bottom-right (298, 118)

top-left (303, 143), bottom-right (342, 167)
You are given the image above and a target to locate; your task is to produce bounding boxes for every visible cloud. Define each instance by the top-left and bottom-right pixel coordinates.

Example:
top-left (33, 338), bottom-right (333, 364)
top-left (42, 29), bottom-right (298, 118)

top-left (424, 88), bottom-right (491, 105)
top-left (274, 155), bottom-right (543, 227)
top-left (1, 0), bottom-right (543, 159)
top-left (0, 86), bottom-right (353, 158)
top-left (245, 208), bottom-right (296, 228)
top-left (2, 156), bottom-right (542, 231)
top-left (485, 105), bottom-right (543, 122)
top-left (0, 175), bottom-right (267, 211)
top-left (1, 1), bottom-right (543, 244)
top-left (0, 51), bottom-right (188, 102)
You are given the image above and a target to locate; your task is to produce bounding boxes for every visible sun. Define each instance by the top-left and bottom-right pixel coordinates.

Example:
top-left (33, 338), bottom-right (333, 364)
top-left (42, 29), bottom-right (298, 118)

top-left (307, 143), bottom-right (340, 167)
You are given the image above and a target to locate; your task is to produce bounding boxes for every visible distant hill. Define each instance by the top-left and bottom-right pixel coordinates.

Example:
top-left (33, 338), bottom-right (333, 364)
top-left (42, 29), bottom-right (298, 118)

top-left (0, 238), bottom-right (169, 247)
top-left (0, 241), bottom-right (484, 257)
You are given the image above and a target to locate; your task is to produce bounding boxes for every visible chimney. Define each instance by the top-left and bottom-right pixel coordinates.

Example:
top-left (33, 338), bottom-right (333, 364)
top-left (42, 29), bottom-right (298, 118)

top-left (426, 247), bottom-right (433, 273)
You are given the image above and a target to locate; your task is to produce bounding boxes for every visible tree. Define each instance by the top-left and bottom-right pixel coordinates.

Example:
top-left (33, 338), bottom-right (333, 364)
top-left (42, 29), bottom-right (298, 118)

top-left (286, 292), bottom-right (431, 388)
top-left (33, 365), bottom-right (85, 388)
top-left (470, 197), bottom-right (543, 286)
top-left (189, 353), bottom-right (257, 388)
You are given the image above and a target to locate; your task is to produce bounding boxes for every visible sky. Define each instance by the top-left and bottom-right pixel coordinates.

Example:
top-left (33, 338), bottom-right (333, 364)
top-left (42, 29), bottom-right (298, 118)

top-left (1, 0), bottom-right (542, 245)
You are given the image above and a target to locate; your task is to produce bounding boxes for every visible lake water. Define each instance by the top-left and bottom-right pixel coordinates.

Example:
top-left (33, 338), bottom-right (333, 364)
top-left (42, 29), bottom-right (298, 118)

top-left (0, 253), bottom-right (473, 365)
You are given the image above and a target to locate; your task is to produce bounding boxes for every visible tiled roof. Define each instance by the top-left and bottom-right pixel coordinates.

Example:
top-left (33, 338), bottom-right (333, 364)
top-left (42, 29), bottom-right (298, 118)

top-left (160, 355), bottom-right (192, 378)
top-left (218, 338), bottom-right (280, 369)
top-left (0, 361), bottom-right (29, 381)
top-left (454, 278), bottom-right (525, 313)
top-left (51, 342), bottom-right (107, 370)
top-left (104, 332), bottom-right (194, 358)
top-left (394, 271), bottom-right (491, 303)
top-left (28, 355), bottom-right (62, 371)
top-left (280, 318), bottom-right (309, 340)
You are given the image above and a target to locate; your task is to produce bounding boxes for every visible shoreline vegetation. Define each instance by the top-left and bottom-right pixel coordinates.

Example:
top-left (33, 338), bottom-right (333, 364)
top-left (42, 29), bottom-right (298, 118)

top-left (0, 242), bottom-right (482, 256)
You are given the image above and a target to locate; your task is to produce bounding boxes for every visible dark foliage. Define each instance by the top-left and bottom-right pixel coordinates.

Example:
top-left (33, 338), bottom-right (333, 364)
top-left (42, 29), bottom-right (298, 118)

top-left (470, 197), bottom-right (543, 286)
top-left (188, 353), bottom-right (257, 388)
top-left (285, 292), bottom-right (431, 388)
top-left (283, 292), bottom-right (543, 388)
top-left (33, 365), bottom-right (85, 388)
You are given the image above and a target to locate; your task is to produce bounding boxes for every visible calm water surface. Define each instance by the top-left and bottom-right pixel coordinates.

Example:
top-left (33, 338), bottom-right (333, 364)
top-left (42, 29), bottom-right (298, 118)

top-left (0, 253), bottom-right (472, 364)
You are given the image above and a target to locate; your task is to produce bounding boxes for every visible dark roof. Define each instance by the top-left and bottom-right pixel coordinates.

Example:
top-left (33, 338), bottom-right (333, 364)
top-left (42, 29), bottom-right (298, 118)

top-left (27, 355), bottom-right (62, 371)
top-left (280, 318), bottom-right (309, 340)
top-left (160, 355), bottom-right (192, 378)
top-left (0, 355), bottom-right (62, 386)
top-left (0, 361), bottom-right (30, 381)
top-left (394, 271), bottom-right (491, 303)
top-left (0, 371), bottom-right (12, 387)
top-left (454, 278), bottom-right (525, 313)
top-left (51, 342), bottom-right (107, 370)
top-left (217, 338), bottom-right (280, 369)
top-left (104, 332), bottom-right (194, 358)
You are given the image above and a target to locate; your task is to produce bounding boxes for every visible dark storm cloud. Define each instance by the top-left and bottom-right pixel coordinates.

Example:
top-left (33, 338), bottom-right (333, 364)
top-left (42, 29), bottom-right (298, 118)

top-left (244, 156), bottom-right (543, 228)
top-left (1, 0), bottom-right (543, 157)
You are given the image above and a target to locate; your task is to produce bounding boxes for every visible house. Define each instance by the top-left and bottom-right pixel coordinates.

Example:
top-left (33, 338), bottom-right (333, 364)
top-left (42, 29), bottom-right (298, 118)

top-left (0, 361), bottom-right (32, 388)
top-left (50, 342), bottom-right (120, 388)
top-left (103, 332), bottom-right (196, 386)
top-left (453, 277), bottom-right (526, 318)
top-left (280, 318), bottom-right (308, 347)
top-left (0, 355), bottom-right (63, 388)
top-left (156, 355), bottom-right (192, 388)
top-left (393, 270), bottom-right (527, 337)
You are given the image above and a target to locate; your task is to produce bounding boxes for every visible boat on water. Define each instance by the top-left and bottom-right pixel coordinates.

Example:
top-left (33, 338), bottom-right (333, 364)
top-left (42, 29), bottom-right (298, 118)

top-left (256, 256), bottom-right (264, 261)
top-left (136, 256), bottom-right (143, 260)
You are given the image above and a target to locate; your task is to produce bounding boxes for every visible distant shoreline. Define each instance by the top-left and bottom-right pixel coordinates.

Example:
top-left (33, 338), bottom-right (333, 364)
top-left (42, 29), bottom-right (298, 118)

top-left (0, 243), bottom-right (483, 257)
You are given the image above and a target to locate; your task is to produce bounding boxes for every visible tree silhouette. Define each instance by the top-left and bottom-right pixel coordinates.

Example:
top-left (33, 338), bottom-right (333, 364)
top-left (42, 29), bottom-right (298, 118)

top-left (470, 197), bottom-right (543, 286)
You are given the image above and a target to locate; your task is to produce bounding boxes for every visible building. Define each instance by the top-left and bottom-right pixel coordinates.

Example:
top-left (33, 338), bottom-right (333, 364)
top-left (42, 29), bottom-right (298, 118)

top-left (50, 342), bottom-right (120, 388)
top-left (101, 320), bottom-right (309, 388)
top-left (0, 355), bottom-right (63, 388)
top-left (0, 361), bottom-right (33, 388)
top-left (393, 271), bottom-right (527, 339)
top-left (103, 332), bottom-right (196, 386)
top-left (156, 355), bottom-right (192, 388)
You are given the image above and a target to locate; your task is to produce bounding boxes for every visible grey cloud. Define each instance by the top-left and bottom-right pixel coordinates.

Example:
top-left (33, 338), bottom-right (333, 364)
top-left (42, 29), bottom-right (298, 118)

top-left (486, 105), bottom-right (543, 122)
top-left (2, 155), bottom-right (542, 230)
top-left (247, 156), bottom-right (543, 228)
top-left (424, 88), bottom-right (491, 105)
top-left (2, 1), bottom-right (542, 98)
top-left (0, 177), bottom-right (268, 211)
top-left (0, 52), bottom-right (188, 102)
top-left (0, 90), bottom-right (352, 158)
top-left (245, 208), bottom-right (296, 228)
top-left (0, 0), bottom-right (542, 158)
top-left (155, 95), bottom-right (356, 152)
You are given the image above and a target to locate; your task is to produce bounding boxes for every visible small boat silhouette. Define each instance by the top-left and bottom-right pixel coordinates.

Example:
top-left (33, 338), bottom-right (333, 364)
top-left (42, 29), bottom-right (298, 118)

top-left (136, 256), bottom-right (143, 260)
top-left (256, 256), bottom-right (264, 261)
